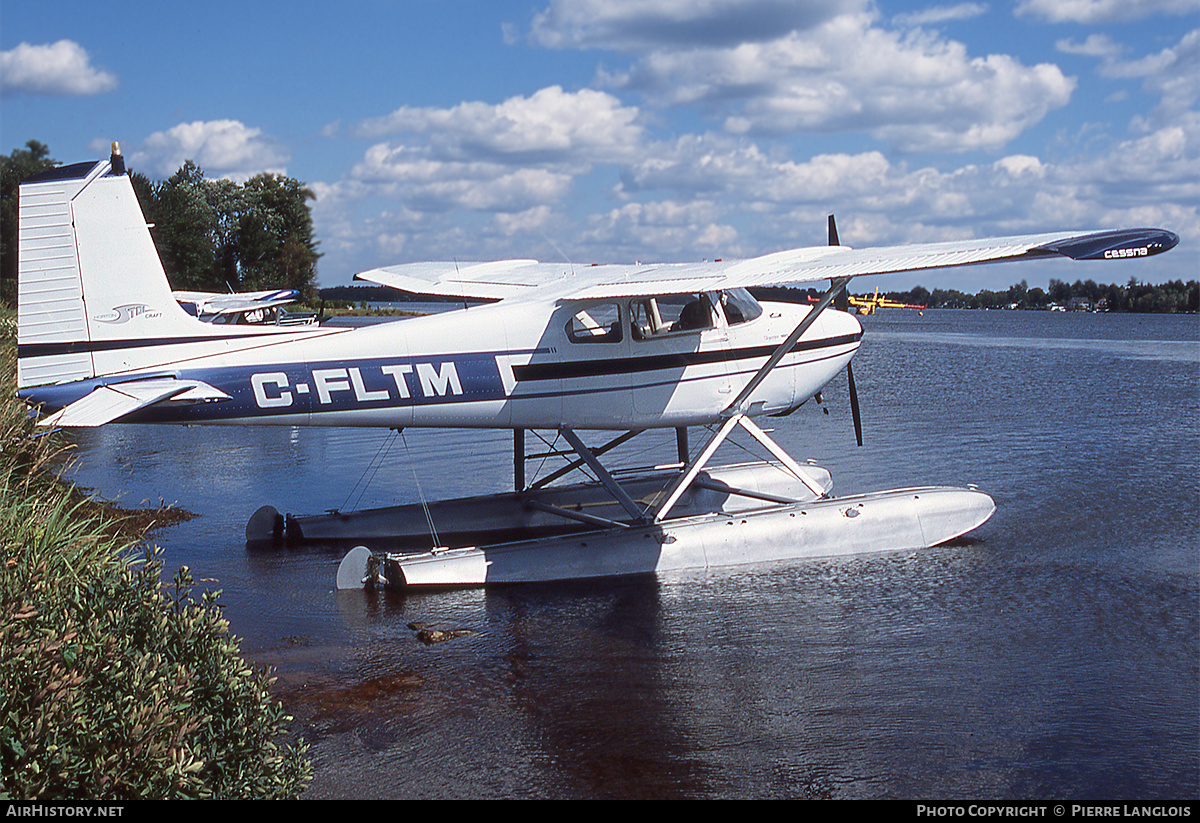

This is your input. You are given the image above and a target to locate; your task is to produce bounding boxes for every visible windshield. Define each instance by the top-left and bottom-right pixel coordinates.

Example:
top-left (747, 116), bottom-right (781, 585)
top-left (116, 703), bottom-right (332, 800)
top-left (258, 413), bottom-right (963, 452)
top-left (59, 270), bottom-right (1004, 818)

top-left (719, 288), bottom-right (763, 325)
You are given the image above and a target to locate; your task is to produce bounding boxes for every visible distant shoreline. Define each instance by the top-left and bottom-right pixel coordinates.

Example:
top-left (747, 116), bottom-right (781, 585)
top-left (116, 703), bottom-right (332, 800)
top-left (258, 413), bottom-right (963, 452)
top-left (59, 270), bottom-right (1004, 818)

top-left (310, 280), bottom-right (1199, 315)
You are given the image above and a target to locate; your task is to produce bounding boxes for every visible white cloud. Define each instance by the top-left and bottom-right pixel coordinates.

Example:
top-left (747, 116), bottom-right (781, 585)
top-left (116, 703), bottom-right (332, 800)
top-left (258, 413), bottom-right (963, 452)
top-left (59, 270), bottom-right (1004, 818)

top-left (315, 88), bottom-right (650, 270)
top-left (1056, 34), bottom-right (1124, 59)
top-left (1060, 28), bottom-right (1199, 126)
top-left (608, 13), bottom-right (1075, 152)
top-left (619, 133), bottom-right (897, 206)
top-left (494, 205), bottom-right (557, 235)
top-left (1016, 0), bottom-right (1200, 23)
top-left (319, 87), bottom-right (646, 257)
top-left (892, 3), bottom-right (990, 27)
top-left (1065, 114), bottom-right (1198, 202)
top-left (348, 142), bottom-right (574, 212)
top-left (310, 3), bottom-right (1194, 282)
top-left (529, 0), bottom-right (859, 50)
top-left (580, 199), bottom-right (739, 258)
top-left (994, 155), bottom-right (1046, 178)
top-left (0, 40), bottom-right (117, 96)
top-left (610, 121), bottom-right (1196, 252)
top-left (353, 86), bottom-right (643, 166)
top-left (319, 93), bottom-right (1194, 277)
top-left (132, 120), bottom-right (290, 181)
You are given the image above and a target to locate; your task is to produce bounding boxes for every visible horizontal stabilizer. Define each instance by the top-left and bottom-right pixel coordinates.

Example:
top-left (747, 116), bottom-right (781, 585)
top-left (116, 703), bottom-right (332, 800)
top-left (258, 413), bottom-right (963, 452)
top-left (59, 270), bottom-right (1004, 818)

top-left (38, 378), bottom-right (230, 427)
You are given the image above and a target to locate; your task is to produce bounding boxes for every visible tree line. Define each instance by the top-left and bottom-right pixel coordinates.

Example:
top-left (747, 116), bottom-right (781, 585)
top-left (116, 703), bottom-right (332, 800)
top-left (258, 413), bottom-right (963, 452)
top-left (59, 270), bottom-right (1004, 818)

top-left (1, 141), bottom-right (319, 306)
top-left (756, 278), bottom-right (1197, 314)
top-left (882, 278), bottom-right (1199, 313)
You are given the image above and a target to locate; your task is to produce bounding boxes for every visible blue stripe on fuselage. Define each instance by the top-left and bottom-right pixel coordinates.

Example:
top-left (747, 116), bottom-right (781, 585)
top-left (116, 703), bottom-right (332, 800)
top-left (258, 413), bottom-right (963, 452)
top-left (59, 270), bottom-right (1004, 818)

top-left (19, 354), bottom-right (509, 424)
top-left (174, 354), bottom-right (507, 421)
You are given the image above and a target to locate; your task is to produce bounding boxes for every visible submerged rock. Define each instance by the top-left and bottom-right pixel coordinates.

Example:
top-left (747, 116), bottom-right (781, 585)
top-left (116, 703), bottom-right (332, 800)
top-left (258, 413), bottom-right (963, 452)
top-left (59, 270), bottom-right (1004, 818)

top-left (413, 627), bottom-right (473, 645)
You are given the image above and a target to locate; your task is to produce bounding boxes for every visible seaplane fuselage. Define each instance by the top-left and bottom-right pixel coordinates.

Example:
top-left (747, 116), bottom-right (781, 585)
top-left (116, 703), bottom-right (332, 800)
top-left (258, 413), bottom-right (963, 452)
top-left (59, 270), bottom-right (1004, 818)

top-left (20, 289), bottom-right (861, 431)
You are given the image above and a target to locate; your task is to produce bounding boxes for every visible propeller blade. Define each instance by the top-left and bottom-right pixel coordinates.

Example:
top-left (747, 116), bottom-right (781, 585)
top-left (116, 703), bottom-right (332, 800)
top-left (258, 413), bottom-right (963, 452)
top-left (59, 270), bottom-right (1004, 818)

top-left (847, 361), bottom-right (863, 447)
top-left (828, 215), bottom-right (851, 313)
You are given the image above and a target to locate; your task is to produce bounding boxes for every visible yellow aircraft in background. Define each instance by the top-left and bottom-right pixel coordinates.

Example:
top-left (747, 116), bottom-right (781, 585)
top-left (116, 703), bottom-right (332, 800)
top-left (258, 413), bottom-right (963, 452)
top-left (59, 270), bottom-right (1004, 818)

top-left (847, 287), bottom-right (927, 315)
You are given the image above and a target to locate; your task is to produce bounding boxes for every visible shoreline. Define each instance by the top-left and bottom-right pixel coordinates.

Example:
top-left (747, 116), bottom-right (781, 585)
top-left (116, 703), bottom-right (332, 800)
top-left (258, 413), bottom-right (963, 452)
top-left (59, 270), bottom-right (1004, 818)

top-left (0, 330), bottom-right (312, 799)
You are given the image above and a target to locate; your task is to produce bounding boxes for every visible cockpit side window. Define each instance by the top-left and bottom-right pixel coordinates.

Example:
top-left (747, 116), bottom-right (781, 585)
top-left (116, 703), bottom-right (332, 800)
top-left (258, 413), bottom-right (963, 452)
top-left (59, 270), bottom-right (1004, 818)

top-left (566, 303), bottom-right (623, 343)
top-left (629, 294), bottom-right (715, 340)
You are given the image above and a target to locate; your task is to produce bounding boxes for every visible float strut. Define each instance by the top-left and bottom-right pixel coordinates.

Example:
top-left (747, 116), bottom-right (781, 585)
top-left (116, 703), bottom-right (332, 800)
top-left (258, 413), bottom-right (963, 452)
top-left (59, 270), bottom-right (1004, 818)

top-left (558, 427), bottom-right (648, 523)
top-left (514, 428), bottom-right (525, 491)
top-left (676, 427), bottom-right (689, 465)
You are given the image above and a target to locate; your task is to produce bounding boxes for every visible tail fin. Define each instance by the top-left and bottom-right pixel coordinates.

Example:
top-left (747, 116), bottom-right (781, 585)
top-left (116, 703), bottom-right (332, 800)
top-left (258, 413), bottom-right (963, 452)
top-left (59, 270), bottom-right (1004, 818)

top-left (17, 144), bottom-right (202, 389)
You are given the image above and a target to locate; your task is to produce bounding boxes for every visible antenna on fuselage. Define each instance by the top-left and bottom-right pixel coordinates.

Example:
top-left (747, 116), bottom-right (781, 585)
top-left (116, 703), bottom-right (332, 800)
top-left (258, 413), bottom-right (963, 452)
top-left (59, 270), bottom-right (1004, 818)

top-left (540, 232), bottom-right (576, 276)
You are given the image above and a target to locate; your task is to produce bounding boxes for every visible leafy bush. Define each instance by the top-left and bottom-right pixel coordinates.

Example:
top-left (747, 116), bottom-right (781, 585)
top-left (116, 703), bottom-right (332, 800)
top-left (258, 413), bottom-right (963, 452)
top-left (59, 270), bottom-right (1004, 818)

top-left (0, 341), bottom-right (310, 799)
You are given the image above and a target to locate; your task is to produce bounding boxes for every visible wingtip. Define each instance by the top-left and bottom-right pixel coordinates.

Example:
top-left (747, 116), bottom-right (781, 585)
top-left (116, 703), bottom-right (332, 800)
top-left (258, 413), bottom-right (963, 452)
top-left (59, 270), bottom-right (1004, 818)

top-left (1037, 228), bottom-right (1179, 261)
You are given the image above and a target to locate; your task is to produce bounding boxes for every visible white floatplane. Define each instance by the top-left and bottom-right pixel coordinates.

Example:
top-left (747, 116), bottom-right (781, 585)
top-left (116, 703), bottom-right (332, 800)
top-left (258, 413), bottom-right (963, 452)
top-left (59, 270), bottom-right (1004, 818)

top-left (15, 146), bottom-right (1179, 588)
top-left (173, 288), bottom-right (320, 326)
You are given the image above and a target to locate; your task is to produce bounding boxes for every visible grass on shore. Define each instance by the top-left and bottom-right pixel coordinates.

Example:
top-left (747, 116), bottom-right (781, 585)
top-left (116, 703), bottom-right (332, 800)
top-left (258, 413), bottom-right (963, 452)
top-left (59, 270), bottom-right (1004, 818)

top-left (0, 318), bottom-right (311, 799)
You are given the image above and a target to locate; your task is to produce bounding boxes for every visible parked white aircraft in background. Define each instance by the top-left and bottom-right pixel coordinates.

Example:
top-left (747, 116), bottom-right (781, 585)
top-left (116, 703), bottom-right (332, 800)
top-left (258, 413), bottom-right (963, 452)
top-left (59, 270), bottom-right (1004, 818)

top-left (173, 288), bottom-right (319, 326)
top-left (15, 146), bottom-right (1179, 587)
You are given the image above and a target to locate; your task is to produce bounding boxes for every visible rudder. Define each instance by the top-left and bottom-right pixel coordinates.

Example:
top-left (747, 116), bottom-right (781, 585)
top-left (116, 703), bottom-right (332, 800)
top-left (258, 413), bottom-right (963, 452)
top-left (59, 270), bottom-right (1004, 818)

top-left (17, 145), bottom-right (202, 389)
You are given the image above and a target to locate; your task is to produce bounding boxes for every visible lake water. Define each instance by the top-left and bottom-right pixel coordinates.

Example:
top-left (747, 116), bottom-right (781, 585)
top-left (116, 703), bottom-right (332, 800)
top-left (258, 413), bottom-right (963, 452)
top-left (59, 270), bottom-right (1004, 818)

top-left (65, 309), bottom-right (1199, 799)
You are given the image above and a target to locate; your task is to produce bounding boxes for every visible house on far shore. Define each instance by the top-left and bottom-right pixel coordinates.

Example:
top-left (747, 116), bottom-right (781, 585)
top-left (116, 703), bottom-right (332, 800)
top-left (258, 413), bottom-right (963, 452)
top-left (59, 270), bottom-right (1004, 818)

top-left (1067, 297), bottom-right (1093, 312)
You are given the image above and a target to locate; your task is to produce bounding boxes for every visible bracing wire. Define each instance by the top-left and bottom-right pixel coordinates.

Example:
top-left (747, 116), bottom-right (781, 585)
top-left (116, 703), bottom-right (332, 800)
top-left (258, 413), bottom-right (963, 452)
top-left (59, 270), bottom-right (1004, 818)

top-left (400, 429), bottom-right (440, 547)
top-left (338, 429), bottom-right (399, 513)
top-left (529, 429), bottom-right (599, 485)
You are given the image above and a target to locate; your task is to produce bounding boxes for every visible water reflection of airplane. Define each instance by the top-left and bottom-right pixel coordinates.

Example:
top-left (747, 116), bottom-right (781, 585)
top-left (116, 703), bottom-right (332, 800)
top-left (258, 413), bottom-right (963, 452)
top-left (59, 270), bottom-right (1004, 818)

top-left (15, 147), bottom-right (1179, 588)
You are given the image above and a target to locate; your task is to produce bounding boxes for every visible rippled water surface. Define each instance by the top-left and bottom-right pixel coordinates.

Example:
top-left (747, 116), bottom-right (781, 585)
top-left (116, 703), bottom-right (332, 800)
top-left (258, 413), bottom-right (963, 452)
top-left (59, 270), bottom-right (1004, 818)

top-left (67, 309), bottom-right (1199, 799)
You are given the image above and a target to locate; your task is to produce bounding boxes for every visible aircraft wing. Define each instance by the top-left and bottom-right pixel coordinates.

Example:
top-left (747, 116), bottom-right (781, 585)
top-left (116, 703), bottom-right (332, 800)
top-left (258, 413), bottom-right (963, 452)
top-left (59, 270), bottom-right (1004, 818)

top-left (353, 227), bottom-right (1178, 302)
top-left (38, 378), bottom-right (231, 427)
top-left (355, 259), bottom-right (548, 301)
top-left (565, 228), bottom-right (1180, 299)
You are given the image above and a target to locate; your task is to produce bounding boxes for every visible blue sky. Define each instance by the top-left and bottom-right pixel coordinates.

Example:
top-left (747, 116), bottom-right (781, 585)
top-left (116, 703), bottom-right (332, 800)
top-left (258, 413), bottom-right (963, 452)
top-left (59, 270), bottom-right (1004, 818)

top-left (2, 0), bottom-right (1196, 292)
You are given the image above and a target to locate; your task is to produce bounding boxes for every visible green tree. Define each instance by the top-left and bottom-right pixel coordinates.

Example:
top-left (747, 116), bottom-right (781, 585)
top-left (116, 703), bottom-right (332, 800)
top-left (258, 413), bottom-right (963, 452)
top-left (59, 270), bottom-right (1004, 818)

top-left (0, 142), bottom-right (59, 306)
top-left (0, 343), bottom-right (311, 799)
top-left (235, 174), bottom-right (320, 300)
top-left (1102, 283), bottom-right (1126, 312)
top-left (1006, 279), bottom-right (1028, 307)
top-left (142, 161), bottom-right (224, 291)
top-left (136, 162), bottom-right (320, 297)
top-left (1048, 278), bottom-right (1071, 306)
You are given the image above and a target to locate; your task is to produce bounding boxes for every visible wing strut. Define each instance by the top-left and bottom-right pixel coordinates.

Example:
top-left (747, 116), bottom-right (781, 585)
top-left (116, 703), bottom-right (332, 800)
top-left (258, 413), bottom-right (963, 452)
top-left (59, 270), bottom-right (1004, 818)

top-left (651, 272), bottom-right (855, 523)
top-left (514, 429), bottom-right (525, 490)
top-left (652, 415), bottom-right (741, 523)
